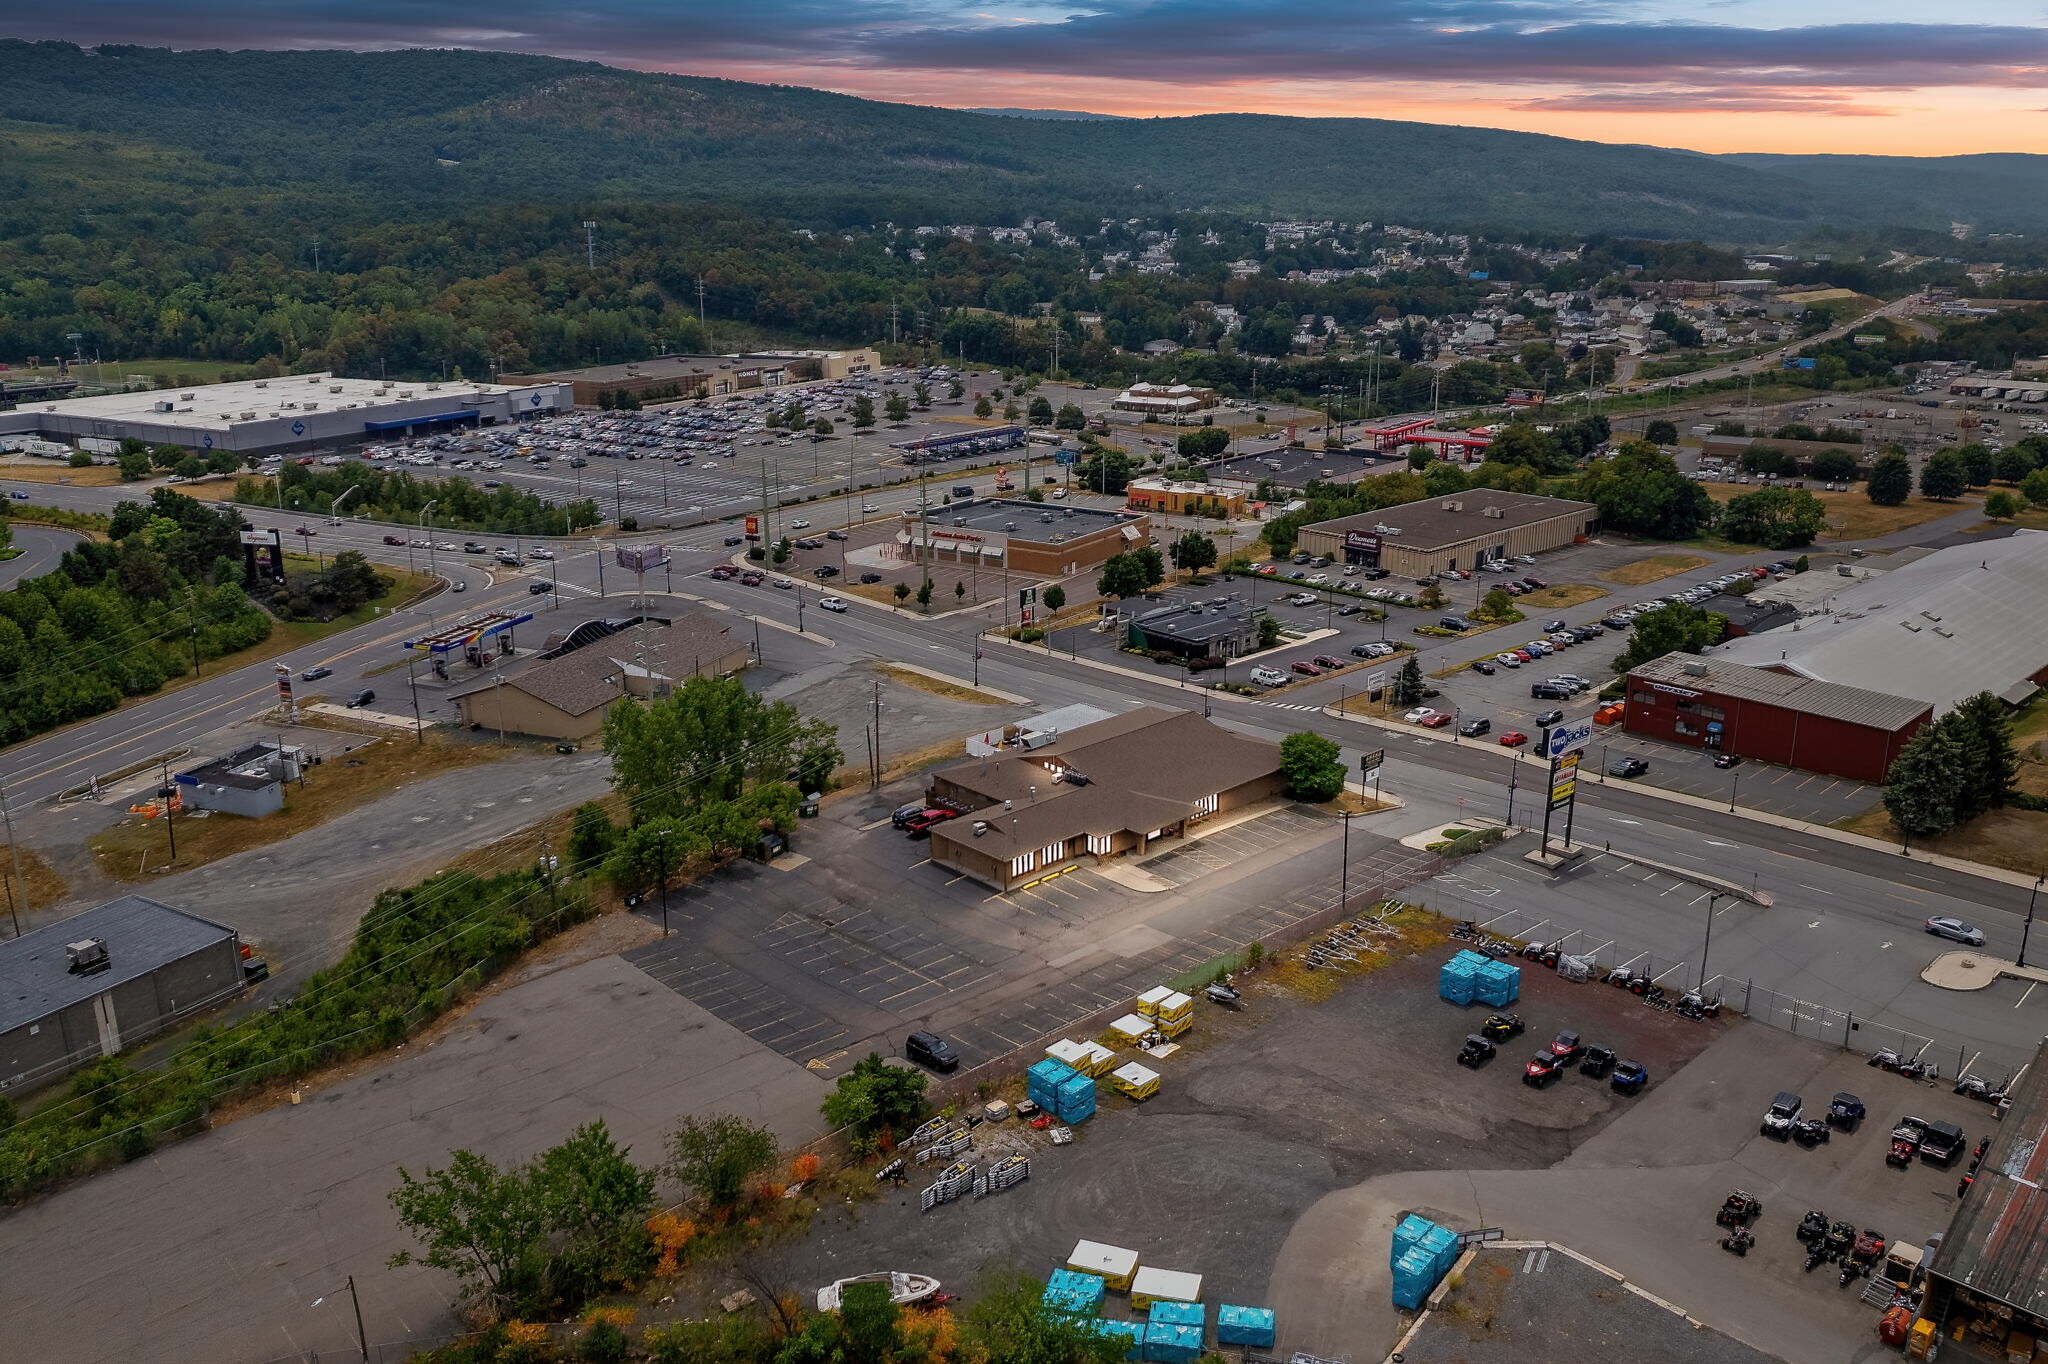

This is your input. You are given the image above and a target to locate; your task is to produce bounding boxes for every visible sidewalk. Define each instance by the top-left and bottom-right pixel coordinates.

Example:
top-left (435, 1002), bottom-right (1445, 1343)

top-left (1922, 948), bottom-right (2048, 991)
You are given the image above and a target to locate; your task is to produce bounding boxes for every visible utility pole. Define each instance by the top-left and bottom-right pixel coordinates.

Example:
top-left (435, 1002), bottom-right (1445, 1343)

top-left (183, 587), bottom-right (201, 678)
top-left (406, 652), bottom-right (424, 745)
top-left (311, 241), bottom-right (321, 273)
top-left (695, 275), bottom-right (706, 327)
top-left (870, 679), bottom-right (883, 790)
top-left (0, 781), bottom-right (27, 935)
top-left (888, 302), bottom-right (900, 346)
top-left (159, 758), bottom-right (178, 863)
top-left (583, 220), bottom-right (598, 271)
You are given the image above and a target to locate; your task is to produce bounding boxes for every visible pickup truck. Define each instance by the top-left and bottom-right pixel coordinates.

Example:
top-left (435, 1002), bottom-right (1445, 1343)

top-left (1919, 1120), bottom-right (1967, 1167)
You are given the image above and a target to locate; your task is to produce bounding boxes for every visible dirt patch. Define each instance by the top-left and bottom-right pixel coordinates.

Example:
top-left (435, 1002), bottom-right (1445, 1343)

top-left (87, 733), bottom-right (518, 880)
top-left (875, 663), bottom-right (1008, 706)
top-left (0, 845), bottom-right (68, 914)
top-left (1836, 803), bottom-right (2048, 878)
top-left (1602, 554), bottom-right (1709, 586)
top-left (836, 737), bottom-right (965, 791)
top-left (1516, 583), bottom-right (1609, 610)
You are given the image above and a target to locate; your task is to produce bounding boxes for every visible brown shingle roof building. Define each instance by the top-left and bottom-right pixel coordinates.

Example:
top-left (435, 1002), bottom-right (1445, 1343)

top-left (926, 707), bottom-right (1287, 891)
top-left (450, 618), bottom-right (748, 741)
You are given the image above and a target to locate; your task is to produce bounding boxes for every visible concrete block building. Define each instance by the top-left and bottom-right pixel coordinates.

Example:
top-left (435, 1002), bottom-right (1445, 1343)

top-left (899, 499), bottom-right (1152, 578)
top-left (0, 896), bottom-right (245, 1092)
top-left (1293, 489), bottom-right (1598, 578)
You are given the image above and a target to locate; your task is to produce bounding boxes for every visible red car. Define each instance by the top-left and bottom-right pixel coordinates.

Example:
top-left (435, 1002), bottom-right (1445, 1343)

top-left (382, 534), bottom-right (404, 546)
top-left (1512, 649), bottom-right (1535, 662)
top-left (1419, 713), bottom-right (1455, 729)
top-left (903, 809), bottom-right (959, 835)
top-left (1500, 731), bottom-right (1530, 747)
top-left (708, 566), bottom-right (736, 580)
top-left (1521, 576), bottom-right (1549, 589)
top-left (1290, 660), bottom-right (1322, 677)
top-left (1313, 653), bottom-right (1347, 669)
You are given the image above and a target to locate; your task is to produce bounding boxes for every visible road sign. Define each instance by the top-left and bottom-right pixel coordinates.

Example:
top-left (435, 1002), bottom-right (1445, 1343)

top-left (1055, 448), bottom-right (1079, 466)
top-left (1361, 749), bottom-right (1385, 777)
top-left (1365, 669), bottom-right (1388, 693)
top-left (1542, 720), bottom-right (1593, 760)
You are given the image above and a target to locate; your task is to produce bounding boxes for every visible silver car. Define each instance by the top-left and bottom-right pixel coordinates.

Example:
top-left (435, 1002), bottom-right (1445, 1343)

top-left (1925, 916), bottom-right (1985, 946)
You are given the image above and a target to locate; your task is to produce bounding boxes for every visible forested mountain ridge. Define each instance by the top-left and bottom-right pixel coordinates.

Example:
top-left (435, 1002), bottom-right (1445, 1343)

top-left (2, 41), bottom-right (2043, 240)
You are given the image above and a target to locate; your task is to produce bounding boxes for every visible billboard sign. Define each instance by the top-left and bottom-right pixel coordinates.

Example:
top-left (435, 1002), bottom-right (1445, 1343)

top-left (1365, 669), bottom-right (1388, 693)
top-left (615, 544), bottom-right (670, 574)
top-left (239, 528), bottom-right (281, 548)
top-left (1542, 720), bottom-right (1593, 760)
top-left (743, 515), bottom-right (760, 539)
top-left (1782, 356), bottom-right (1817, 371)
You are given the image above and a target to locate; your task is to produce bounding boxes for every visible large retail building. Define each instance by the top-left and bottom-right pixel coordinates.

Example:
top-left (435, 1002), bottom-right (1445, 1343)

top-left (899, 499), bottom-right (1151, 578)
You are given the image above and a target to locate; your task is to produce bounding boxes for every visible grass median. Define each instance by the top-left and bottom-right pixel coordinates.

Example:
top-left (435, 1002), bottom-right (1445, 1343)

top-left (1602, 553), bottom-right (1709, 586)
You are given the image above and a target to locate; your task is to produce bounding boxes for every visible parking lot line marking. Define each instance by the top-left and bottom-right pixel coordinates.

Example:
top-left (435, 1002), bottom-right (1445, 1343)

top-left (2018, 984), bottom-right (2037, 1010)
top-left (944, 873), bottom-right (969, 885)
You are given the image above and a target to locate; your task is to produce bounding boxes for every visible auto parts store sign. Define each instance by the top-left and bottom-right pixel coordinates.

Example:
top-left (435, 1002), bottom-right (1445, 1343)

top-left (1343, 531), bottom-right (1383, 555)
top-left (1543, 720), bottom-right (1593, 760)
top-left (1543, 720), bottom-right (1591, 813)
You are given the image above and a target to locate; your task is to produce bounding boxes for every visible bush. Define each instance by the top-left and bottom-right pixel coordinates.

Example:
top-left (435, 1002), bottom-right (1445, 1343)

top-left (580, 1322), bottom-right (628, 1364)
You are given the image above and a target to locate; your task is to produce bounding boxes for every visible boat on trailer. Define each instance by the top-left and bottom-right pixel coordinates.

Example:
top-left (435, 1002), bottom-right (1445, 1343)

top-left (816, 1271), bottom-right (942, 1312)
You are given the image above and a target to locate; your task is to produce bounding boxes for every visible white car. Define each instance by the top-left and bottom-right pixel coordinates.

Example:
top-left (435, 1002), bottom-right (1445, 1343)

top-left (1250, 666), bottom-right (1288, 687)
top-left (1494, 653), bottom-right (1523, 667)
top-left (527, 548), bottom-right (555, 560)
top-left (791, 519), bottom-right (811, 529)
top-left (818, 596), bottom-right (849, 612)
top-left (1404, 707), bottom-right (1439, 724)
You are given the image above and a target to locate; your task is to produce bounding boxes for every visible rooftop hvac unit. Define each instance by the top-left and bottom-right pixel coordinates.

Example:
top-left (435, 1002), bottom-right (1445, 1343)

top-left (329, 385), bottom-right (343, 394)
top-left (1483, 506), bottom-right (1506, 518)
top-left (1681, 661), bottom-right (1708, 677)
top-left (153, 400), bottom-right (174, 413)
top-left (1901, 620), bottom-right (1921, 631)
top-left (241, 411), bottom-right (257, 420)
top-left (65, 938), bottom-right (110, 975)
top-left (1934, 626), bottom-right (1954, 638)
top-left (302, 402), bottom-right (318, 411)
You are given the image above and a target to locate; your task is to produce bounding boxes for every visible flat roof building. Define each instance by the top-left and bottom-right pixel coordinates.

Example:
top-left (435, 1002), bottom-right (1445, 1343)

top-left (1126, 597), bottom-right (1261, 663)
top-left (1124, 478), bottom-right (1246, 518)
top-left (926, 707), bottom-right (1286, 891)
top-left (503, 348), bottom-right (880, 406)
top-left (1712, 532), bottom-right (2048, 714)
top-left (174, 741), bottom-right (307, 818)
top-left (0, 372), bottom-right (570, 457)
top-left (1622, 652), bottom-right (1930, 783)
top-left (1208, 446), bottom-right (1393, 493)
top-left (0, 896), bottom-right (246, 1092)
top-left (899, 498), bottom-right (1151, 578)
top-left (1295, 489), bottom-right (1598, 578)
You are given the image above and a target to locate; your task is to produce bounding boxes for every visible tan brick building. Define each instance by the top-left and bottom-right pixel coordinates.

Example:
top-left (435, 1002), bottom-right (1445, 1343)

top-left (899, 499), bottom-right (1152, 578)
top-left (450, 618), bottom-right (747, 741)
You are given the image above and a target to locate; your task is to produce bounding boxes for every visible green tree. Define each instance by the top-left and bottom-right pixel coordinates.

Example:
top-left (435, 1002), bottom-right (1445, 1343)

top-left (116, 449), bottom-right (152, 481)
top-left (839, 1280), bottom-right (904, 1364)
top-left (1133, 544), bottom-right (1166, 587)
top-left (1883, 717), bottom-right (1970, 838)
top-left (1867, 452), bottom-right (1913, 507)
top-left (1096, 552), bottom-right (1148, 600)
top-left (884, 393), bottom-right (910, 423)
top-left (974, 395), bottom-right (994, 419)
top-left (149, 443), bottom-right (184, 471)
top-left (1951, 691), bottom-right (2019, 819)
top-left (796, 724), bottom-right (842, 792)
top-left (849, 395), bottom-right (875, 431)
top-left (1995, 447), bottom-right (2039, 484)
top-left (1480, 587), bottom-right (1516, 619)
top-left (954, 579), bottom-right (967, 603)
top-left (1422, 462), bottom-right (1468, 496)
top-left (1718, 487), bottom-right (1826, 549)
top-left (389, 1149), bottom-right (551, 1312)
top-left (912, 382), bottom-right (931, 408)
top-left (1577, 441), bottom-right (1715, 540)
top-left (2023, 466), bottom-right (2048, 508)
top-left (948, 380), bottom-right (966, 400)
top-left (1392, 654), bottom-right (1425, 707)
top-left (1076, 446), bottom-right (1133, 495)
top-left (565, 801), bottom-right (616, 874)
top-left (603, 818), bottom-right (701, 898)
top-left (915, 578), bottom-right (933, 612)
top-left (1255, 614), bottom-right (1281, 649)
top-left (1043, 584), bottom-right (1066, 614)
top-left (892, 581), bottom-right (911, 608)
top-left (599, 675), bottom-right (819, 823)
top-left (1643, 419), bottom-right (1678, 445)
top-left (1417, 583), bottom-right (1446, 610)
top-left (812, 417), bottom-right (833, 438)
top-left (534, 1121), bottom-right (658, 1301)
top-left (1615, 602), bottom-right (1726, 674)
top-left (663, 1114), bottom-right (775, 1209)
top-left (772, 536), bottom-right (792, 564)
top-left (1278, 731), bottom-right (1346, 801)
top-left (1168, 530), bottom-right (1216, 575)
top-left (1920, 450), bottom-right (1967, 501)
top-left (1028, 395), bottom-right (1055, 426)
top-left (820, 1052), bottom-right (928, 1138)
top-left (1986, 491), bottom-right (2022, 520)
top-left (66, 450), bottom-right (93, 469)
top-left (1482, 420), bottom-right (1563, 473)
top-left (959, 1273), bottom-right (1127, 1364)
top-left (1406, 446), bottom-right (1433, 470)
top-left (1054, 402), bottom-right (1086, 431)
top-left (1809, 449), bottom-right (1859, 483)
top-left (1960, 444), bottom-right (1996, 488)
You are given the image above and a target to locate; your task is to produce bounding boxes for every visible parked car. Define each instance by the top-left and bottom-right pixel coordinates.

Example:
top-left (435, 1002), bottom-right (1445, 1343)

top-left (813, 565), bottom-right (841, 578)
top-left (903, 809), bottom-right (959, 835)
top-left (1312, 654), bottom-right (1347, 670)
top-left (1533, 709), bottom-right (1565, 727)
top-left (1459, 717), bottom-right (1491, 737)
top-left (1250, 666), bottom-right (1288, 687)
top-left (1495, 653), bottom-right (1523, 668)
top-left (1543, 619), bottom-right (1568, 632)
top-left (1404, 707), bottom-right (1439, 724)
top-left (1523, 1051), bottom-right (1562, 1087)
top-left (905, 1030), bottom-right (960, 1072)
top-left (1609, 757), bottom-right (1649, 778)
top-left (1522, 577), bottom-right (1549, 589)
top-left (827, 529), bottom-right (849, 541)
top-left (1926, 916), bottom-right (1986, 946)
top-left (1419, 712), bottom-right (1454, 729)
top-left (1471, 661), bottom-right (1497, 675)
top-left (724, 535), bottom-right (745, 546)
top-left (1499, 731), bottom-right (1529, 747)
top-left (1712, 752), bottom-right (1742, 769)
top-left (1290, 660), bottom-right (1322, 677)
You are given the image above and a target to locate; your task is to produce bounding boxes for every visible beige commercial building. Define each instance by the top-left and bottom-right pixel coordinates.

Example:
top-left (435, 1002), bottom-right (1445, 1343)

top-left (1294, 489), bottom-right (1599, 577)
top-left (925, 708), bottom-right (1286, 892)
top-left (504, 349), bottom-right (882, 407)
top-left (450, 618), bottom-right (747, 741)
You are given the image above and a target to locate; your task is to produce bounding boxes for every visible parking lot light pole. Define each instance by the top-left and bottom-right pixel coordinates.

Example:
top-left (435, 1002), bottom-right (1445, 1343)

top-left (1728, 770), bottom-right (1740, 813)
top-left (2020, 875), bottom-right (2044, 969)
top-left (1701, 892), bottom-right (1723, 992)
top-left (1339, 809), bottom-right (1352, 914)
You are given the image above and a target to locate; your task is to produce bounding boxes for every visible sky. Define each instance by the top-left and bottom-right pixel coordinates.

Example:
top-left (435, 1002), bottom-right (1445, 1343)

top-left (13, 1), bottom-right (2048, 155)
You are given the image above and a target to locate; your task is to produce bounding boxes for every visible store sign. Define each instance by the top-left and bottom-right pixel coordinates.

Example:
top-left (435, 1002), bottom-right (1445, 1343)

top-left (1650, 682), bottom-right (1702, 700)
top-left (1542, 720), bottom-right (1593, 760)
top-left (1343, 531), bottom-right (1383, 554)
top-left (1547, 751), bottom-right (1580, 811)
top-left (744, 515), bottom-right (760, 537)
top-left (932, 529), bottom-right (985, 543)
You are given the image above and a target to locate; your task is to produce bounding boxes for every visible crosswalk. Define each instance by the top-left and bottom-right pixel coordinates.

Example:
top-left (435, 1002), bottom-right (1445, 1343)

top-left (1255, 700), bottom-right (1324, 711)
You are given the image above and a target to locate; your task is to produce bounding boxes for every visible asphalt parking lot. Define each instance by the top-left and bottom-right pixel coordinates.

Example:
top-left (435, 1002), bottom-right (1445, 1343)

top-left (713, 946), bottom-right (1722, 1352)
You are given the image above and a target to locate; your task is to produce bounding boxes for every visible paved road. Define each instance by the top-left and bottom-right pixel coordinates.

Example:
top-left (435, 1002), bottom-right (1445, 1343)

top-left (0, 522), bottom-right (84, 588)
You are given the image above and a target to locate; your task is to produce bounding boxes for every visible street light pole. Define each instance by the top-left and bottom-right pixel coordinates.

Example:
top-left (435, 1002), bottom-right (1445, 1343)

top-left (1700, 892), bottom-right (1723, 992)
top-left (419, 501), bottom-right (438, 578)
top-left (1339, 809), bottom-right (1352, 914)
top-left (2021, 875), bottom-right (2043, 970)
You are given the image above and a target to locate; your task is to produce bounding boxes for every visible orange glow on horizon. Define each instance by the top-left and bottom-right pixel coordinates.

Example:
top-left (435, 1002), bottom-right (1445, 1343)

top-left (645, 59), bottom-right (2048, 156)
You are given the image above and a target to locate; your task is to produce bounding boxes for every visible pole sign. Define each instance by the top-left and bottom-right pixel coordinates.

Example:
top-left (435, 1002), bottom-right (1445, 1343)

top-left (1547, 750), bottom-right (1581, 811)
top-left (743, 514), bottom-right (760, 539)
top-left (1542, 720), bottom-right (1593, 760)
top-left (1365, 669), bottom-right (1388, 693)
top-left (1361, 749), bottom-right (1384, 777)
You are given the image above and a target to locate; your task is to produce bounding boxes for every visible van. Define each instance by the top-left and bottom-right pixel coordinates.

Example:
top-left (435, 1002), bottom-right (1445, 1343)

top-left (1250, 667), bottom-right (1288, 688)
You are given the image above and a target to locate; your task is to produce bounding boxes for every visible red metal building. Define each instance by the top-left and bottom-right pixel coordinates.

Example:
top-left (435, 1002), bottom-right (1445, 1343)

top-left (1623, 653), bottom-right (1930, 784)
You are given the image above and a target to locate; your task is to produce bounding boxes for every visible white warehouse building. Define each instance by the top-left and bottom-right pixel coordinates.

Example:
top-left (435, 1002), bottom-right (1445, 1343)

top-left (0, 372), bottom-right (571, 458)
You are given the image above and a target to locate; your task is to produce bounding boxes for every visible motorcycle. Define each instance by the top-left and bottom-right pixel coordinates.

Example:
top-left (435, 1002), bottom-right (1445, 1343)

top-left (1720, 1225), bottom-right (1754, 1257)
top-left (1796, 1210), bottom-right (1831, 1245)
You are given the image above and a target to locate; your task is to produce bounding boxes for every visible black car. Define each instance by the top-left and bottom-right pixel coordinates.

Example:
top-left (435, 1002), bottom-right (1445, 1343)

top-left (1609, 758), bottom-right (1650, 778)
top-left (905, 1030), bottom-right (960, 1072)
top-left (1471, 660), bottom-right (1497, 675)
top-left (528, 581), bottom-right (552, 594)
top-left (346, 688), bottom-right (375, 708)
top-left (724, 535), bottom-right (745, 546)
top-left (1460, 717), bottom-right (1491, 737)
top-left (858, 572), bottom-right (884, 584)
top-left (300, 665), bottom-right (333, 682)
top-left (813, 565), bottom-right (841, 578)
top-left (890, 801), bottom-right (931, 829)
top-left (1533, 709), bottom-right (1565, 727)
top-left (1712, 752), bottom-right (1742, 769)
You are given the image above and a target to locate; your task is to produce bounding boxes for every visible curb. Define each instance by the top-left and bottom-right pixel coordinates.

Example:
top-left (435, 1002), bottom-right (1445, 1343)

top-left (1921, 949), bottom-right (2048, 992)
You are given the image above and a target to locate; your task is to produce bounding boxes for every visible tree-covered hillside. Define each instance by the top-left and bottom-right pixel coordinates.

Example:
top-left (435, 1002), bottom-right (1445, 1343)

top-left (2, 42), bottom-right (2043, 239)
